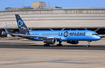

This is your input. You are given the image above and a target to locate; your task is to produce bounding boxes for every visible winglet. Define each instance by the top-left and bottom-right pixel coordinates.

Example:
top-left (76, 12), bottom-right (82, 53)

top-left (4, 27), bottom-right (9, 34)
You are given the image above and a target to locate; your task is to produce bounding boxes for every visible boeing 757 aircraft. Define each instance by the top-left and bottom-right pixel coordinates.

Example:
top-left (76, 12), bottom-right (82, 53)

top-left (4, 14), bottom-right (101, 47)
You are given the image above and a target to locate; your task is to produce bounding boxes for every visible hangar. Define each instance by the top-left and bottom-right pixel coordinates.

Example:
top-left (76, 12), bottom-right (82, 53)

top-left (0, 2), bottom-right (105, 37)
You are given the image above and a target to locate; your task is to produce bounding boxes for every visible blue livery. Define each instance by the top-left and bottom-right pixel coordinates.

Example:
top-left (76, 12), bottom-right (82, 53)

top-left (4, 14), bottom-right (101, 47)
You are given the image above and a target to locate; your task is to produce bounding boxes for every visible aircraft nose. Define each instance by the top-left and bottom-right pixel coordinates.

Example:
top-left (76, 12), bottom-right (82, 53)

top-left (96, 36), bottom-right (101, 40)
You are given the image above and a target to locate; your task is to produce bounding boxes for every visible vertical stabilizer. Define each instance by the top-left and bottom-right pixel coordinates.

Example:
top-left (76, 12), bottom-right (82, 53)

top-left (15, 14), bottom-right (30, 35)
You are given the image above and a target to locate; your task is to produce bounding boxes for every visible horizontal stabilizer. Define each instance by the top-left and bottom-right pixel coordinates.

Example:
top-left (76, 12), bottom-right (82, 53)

top-left (4, 27), bottom-right (9, 34)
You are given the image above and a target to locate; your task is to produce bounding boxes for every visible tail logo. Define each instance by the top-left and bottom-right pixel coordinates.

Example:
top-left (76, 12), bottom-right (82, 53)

top-left (18, 20), bottom-right (23, 27)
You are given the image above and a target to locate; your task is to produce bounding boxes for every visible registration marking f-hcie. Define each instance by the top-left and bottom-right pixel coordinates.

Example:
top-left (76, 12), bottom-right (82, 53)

top-left (4, 14), bottom-right (101, 47)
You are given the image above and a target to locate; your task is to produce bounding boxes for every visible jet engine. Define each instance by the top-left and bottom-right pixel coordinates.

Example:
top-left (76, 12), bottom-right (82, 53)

top-left (0, 30), bottom-right (7, 37)
top-left (67, 40), bottom-right (79, 44)
top-left (43, 38), bottom-right (57, 44)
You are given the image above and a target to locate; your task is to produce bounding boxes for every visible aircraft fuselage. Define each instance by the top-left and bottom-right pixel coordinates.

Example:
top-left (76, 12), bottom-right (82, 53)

top-left (29, 30), bottom-right (101, 41)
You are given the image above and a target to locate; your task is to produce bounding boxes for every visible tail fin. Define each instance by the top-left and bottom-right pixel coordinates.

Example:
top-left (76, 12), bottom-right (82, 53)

top-left (15, 14), bottom-right (30, 35)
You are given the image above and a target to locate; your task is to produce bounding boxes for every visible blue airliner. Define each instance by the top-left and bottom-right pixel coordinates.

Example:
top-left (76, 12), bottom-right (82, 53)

top-left (4, 14), bottom-right (101, 47)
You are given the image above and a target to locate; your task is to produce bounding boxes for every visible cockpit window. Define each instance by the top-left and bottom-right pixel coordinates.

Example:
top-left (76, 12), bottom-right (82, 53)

top-left (92, 34), bottom-right (98, 35)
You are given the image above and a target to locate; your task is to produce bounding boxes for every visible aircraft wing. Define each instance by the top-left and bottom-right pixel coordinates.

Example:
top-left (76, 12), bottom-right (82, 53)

top-left (4, 27), bottom-right (61, 40)
top-left (11, 33), bottom-right (61, 40)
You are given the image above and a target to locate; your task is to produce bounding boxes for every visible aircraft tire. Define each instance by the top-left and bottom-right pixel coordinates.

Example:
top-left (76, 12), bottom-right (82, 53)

top-left (44, 44), bottom-right (50, 46)
top-left (57, 44), bottom-right (62, 46)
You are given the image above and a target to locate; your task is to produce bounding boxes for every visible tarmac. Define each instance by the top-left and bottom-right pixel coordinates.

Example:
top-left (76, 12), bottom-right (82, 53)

top-left (0, 39), bottom-right (105, 68)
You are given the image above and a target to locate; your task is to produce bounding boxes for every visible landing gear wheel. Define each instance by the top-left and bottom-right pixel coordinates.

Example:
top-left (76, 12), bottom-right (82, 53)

top-left (87, 41), bottom-right (91, 47)
top-left (44, 44), bottom-right (49, 46)
top-left (57, 41), bottom-right (62, 46)
top-left (57, 44), bottom-right (62, 46)
top-left (87, 45), bottom-right (90, 47)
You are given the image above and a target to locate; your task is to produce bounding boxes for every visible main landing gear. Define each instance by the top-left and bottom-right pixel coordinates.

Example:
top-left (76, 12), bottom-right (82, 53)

top-left (57, 41), bottom-right (62, 46)
top-left (44, 44), bottom-right (49, 46)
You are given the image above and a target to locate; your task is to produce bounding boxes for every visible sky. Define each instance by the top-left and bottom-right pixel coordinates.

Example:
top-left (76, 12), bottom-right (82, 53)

top-left (0, 0), bottom-right (105, 11)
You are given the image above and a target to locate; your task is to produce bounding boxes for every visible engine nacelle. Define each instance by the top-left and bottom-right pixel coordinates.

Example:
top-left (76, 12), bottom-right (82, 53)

top-left (67, 41), bottom-right (79, 44)
top-left (43, 39), bottom-right (57, 44)
top-left (0, 30), bottom-right (7, 37)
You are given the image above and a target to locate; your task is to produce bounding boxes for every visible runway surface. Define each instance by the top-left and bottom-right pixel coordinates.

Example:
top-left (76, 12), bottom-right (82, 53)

top-left (0, 39), bottom-right (105, 68)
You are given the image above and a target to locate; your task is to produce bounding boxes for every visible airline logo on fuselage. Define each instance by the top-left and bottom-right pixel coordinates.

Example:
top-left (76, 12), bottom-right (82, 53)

top-left (59, 31), bottom-right (86, 37)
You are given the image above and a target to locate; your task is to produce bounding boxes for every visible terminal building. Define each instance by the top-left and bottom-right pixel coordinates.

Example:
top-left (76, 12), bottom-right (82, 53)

top-left (0, 2), bottom-right (105, 37)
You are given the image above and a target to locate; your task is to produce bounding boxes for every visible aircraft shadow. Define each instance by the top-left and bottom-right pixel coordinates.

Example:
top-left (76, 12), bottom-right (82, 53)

top-left (0, 44), bottom-right (105, 50)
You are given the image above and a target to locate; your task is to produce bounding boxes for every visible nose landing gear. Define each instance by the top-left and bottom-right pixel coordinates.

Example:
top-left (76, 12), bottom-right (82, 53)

top-left (87, 41), bottom-right (91, 47)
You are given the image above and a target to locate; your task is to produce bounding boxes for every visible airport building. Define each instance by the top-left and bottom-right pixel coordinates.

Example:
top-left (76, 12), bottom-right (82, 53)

top-left (0, 2), bottom-right (105, 37)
